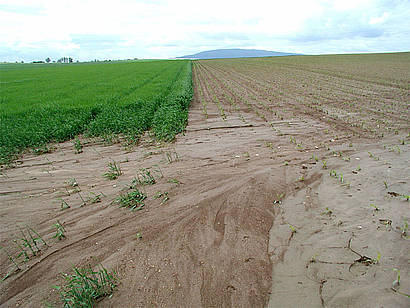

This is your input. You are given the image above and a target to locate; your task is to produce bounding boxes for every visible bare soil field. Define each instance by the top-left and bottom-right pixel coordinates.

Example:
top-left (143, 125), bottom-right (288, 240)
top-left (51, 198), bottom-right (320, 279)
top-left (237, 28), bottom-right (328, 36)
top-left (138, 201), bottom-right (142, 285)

top-left (1, 53), bottom-right (409, 307)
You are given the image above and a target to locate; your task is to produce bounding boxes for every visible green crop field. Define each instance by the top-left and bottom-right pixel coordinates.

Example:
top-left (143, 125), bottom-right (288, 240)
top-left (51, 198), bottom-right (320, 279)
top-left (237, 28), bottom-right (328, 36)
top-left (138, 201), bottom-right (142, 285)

top-left (0, 60), bottom-right (192, 164)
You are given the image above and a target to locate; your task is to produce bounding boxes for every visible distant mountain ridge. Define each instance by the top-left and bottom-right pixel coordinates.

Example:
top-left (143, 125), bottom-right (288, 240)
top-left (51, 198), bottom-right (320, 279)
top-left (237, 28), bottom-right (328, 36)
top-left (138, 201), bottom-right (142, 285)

top-left (177, 48), bottom-right (299, 59)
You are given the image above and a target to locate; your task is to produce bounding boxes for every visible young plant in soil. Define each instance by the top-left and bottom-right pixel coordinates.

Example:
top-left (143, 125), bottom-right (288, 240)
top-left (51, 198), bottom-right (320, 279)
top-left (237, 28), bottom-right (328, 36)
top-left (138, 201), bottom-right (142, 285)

top-left (103, 161), bottom-right (122, 180)
top-left (115, 189), bottom-right (147, 211)
top-left (53, 221), bottom-right (66, 241)
top-left (55, 265), bottom-right (117, 307)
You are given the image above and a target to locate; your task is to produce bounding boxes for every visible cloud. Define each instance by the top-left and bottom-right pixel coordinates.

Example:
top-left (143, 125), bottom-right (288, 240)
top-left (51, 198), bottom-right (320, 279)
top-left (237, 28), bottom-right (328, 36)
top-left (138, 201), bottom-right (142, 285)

top-left (0, 0), bottom-right (409, 61)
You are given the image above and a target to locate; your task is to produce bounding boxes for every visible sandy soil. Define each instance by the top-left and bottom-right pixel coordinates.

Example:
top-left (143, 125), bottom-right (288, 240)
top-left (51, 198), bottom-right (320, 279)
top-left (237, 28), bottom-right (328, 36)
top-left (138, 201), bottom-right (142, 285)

top-left (1, 55), bottom-right (409, 307)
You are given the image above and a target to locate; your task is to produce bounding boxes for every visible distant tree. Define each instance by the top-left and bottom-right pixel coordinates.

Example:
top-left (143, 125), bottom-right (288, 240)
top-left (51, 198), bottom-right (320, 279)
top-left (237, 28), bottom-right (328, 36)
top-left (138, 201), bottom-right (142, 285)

top-left (45, 57), bottom-right (51, 63)
top-left (69, 57), bottom-right (73, 63)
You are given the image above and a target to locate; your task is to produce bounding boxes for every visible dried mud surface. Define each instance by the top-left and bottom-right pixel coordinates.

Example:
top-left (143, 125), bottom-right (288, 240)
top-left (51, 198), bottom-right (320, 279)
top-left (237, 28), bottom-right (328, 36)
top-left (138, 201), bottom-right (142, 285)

top-left (1, 54), bottom-right (409, 307)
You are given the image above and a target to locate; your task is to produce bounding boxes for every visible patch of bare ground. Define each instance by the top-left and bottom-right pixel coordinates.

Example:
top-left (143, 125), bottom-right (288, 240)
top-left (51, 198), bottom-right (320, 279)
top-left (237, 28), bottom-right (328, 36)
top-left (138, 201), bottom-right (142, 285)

top-left (1, 53), bottom-right (409, 307)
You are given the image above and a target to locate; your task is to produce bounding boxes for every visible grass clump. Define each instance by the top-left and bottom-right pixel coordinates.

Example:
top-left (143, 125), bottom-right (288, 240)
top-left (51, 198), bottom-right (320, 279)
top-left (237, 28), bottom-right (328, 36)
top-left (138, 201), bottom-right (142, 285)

top-left (131, 168), bottom-right (156, 187)
top-left (103, 161), bottom-right (122, 180)
top-left (55, 265), bottom-right (117, 307)
top-left (53, 221), bottom-right (66, 241)
top-left (115, 189), bottom-right (147, 211)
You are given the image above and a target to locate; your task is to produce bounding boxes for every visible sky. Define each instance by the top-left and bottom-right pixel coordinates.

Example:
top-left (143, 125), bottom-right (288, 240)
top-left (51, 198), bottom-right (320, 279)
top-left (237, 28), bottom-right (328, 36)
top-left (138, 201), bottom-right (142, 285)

top-left (0, 0), bottom-right (409, 62)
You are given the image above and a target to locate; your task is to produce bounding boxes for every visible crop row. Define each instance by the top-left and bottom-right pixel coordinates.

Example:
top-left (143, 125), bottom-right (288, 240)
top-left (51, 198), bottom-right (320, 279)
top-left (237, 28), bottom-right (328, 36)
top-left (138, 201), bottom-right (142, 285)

top-left (0, 60), bottom-right (192, 164)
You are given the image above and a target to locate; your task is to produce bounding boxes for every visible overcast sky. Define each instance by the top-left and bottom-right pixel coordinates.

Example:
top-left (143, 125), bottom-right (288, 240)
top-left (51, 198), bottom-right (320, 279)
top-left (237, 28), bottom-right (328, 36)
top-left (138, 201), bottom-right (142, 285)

top-left (0, 0), bottom-right (409, 62)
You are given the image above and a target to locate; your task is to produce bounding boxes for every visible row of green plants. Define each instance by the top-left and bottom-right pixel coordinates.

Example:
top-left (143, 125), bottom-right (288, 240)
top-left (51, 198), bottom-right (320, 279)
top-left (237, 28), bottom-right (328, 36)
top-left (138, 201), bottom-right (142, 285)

top-left (0, 60), bottom-right (193, 165)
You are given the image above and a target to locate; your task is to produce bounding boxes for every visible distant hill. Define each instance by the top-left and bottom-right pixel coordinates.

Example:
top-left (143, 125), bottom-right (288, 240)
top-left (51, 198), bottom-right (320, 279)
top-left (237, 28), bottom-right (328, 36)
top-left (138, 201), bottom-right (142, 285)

top-left (177, 48), bottom-right (299, 59)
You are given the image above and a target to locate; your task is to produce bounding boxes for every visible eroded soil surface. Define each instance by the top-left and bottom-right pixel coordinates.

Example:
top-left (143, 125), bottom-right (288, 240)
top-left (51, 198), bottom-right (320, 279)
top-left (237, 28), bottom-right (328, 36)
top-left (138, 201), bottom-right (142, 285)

top-left (1, 54), bottom-right (409, 307)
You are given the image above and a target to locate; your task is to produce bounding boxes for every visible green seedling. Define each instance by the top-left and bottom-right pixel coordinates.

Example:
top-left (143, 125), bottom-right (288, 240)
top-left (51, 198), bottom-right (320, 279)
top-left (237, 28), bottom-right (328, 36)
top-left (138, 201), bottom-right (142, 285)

top-left (152, 164), bottom-right (164, 178)
top-left (311, 154), bottom-right (319, 162)
top-left (115, 189), bottom-right (146, 211)
top-left (53, 221), bottom-right (66, 241)
top-left (1, 246), bottom-right (21, 281)
top-left (73, 138), bottom-right (83, 154)
top-left (287, 224), bottom-right (297, 234)
top-left (243, 152), bottom-right (250, 158)
top-left (103, 161), bottom-right (122, 180)
top-left (66, 178), bottom-right (78, 187)
top-left (55, 265), bottom-right (117, 307)
top-left (330, 170), bottom-right (337, 178)
top-left (33, 144), bottom-right (53, 155)
top-left (399, 219), bottom-right (408, 238)
top-left (368, 151), bottom-right (374, 158)
top-left (273, 193), bottom-right (284, 204)
top-left (168, 178), bottom-right (181, 185)
top-left (77, 191), bottom-right (87, 207)
top-left (284, 161), bottom-right (289, 166)
top-left (339, 173), bottom-right (344, 183)
top-left (88, 192), bottom-right (104, 204)
top-left (266, 142), bottom-right (274, 149)
top-left (384, 181), bottom-right (388, 189)
top-left (135, 232), bottom-right (142, 239)
top-left (322, 160), bottom-right (327, 169)
top-left (322, 207), bottom-right (333, 216)
top-left (370, 203), bottom-right (380, 211)
top-left (297, 175), bottom-right (305, 182)
top-left (164, 151), bottom-right (180, 163)
top-left (153, 191), bottom-right (163, 199)
top-left (390, 268), bottom-right (410, 297)
top-left (402, 195), bottom-right (410, 202)
top-left (392, 268), bottom-right (401, 291)
top-left (18, 226), bottom-right (37, 256)
top-left (27, 226), bottom-right (47, 247)
top-left (132, 168), bottom-right (156, 186)
top-left (161, 192), bottom-right (169, 204)
top-left (13, 239), bottom-right (29, 262)
top-left (60, 198), bottom-right (70, 210)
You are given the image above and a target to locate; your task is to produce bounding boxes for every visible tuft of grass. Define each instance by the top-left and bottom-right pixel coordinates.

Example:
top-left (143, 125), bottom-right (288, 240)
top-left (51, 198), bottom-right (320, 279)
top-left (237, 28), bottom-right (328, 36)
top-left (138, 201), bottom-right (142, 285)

top-left (53, 221), bottom-right (66, 241)
top-left (167, 178), bottom-right (181, 185)
top-left (60, 198), bottom-right (70, 211)
top-left (0, 246), bottom-right (21, 281)
top-left (115, 189), bottom-right (147, 211)
top-left (66, 178), bottom-right (78, 187)
top-left (131, 168), bottom-right (156, 187)
top-left (73, 137), bottom-right (83, 154)
top-left (287, 223), bottom-right (297, 234)
top-left (103, 161), bottom-right (122, 180)
top-left (55, 265), bottom-right (117, 307)
top-left (322, 207), bottom-right (333, 216)
top-left (369, 203), bottom-right (380, 211)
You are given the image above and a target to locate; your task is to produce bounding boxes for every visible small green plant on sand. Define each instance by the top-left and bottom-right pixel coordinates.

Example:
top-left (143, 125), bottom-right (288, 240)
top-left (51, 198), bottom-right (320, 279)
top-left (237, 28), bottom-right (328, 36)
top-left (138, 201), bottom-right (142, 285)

top-left (132, 168), bottom-right (156, 187)
top-left (322, 207), bottom-right (333, 216)
top-left (60, 199), bottom-right (70, 211)
top-left (287, 223), bottom-right (297, 234)
top-left (167, 178), bottom-right (181, 185)
top-left (55, 265), bottom-right (117, 307)
top-left (115, 189), bottom-right (146, 211)
top-left (391, 268), bottom-right (410, 297)
top-left (273, 193), bottom-right (284, 204)
top-left (73, 138), bottom-right (83, 154)
top-left (66, 178), bottom-right (78, 187)
top-left (53, 221), bottom-right (66, 241)
top-left (0, 246), bottom-right (21, 281)
top-left (103, 161), bottom-right (122, 180)
top-left (399, 219), bottom-right (408, 238)
top-left (369, 203), bottom-right (380, 211)
top-left (153, 191), bottom-right (169, 205)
